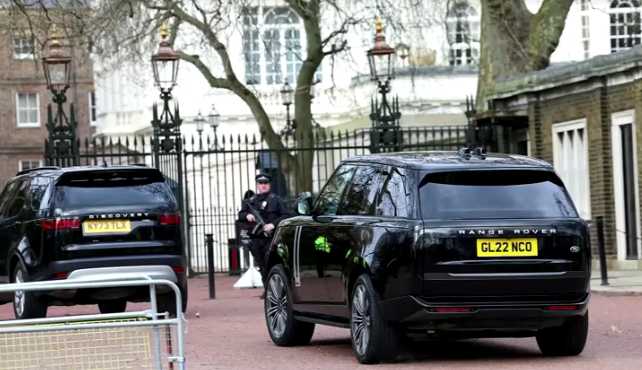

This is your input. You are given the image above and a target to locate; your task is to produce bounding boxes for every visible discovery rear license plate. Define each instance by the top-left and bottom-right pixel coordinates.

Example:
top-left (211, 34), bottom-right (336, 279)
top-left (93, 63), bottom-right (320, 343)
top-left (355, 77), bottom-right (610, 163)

top-left (83, 220), bottom-right (131, 234)
top-left (477, 238), bottom-right (538, 257)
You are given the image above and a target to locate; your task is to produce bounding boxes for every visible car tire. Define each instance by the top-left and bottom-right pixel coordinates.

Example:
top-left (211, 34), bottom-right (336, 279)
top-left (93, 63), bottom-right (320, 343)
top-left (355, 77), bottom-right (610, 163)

top-left (264, 264), bottom-right (315, 347)
top-left (350, 274), bottom-right (400, 364)
top-left (156, 284), bottom-right (188, 318)
top-left (536, 309), bottom-right (589, 356)
top-left (12, 264), bottom-right (47, 320)
top-left (98, 300), bottom-right (127, 314)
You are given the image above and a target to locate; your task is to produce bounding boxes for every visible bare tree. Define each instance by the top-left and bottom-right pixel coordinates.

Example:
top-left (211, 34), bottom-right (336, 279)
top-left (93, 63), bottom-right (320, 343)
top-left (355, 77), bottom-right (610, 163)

top-left (475, 0), bottom-right (575, 110)
top-left (7, 0), bottom-right (440, 194)
top-left (6, 0), bottom-right (578, 192)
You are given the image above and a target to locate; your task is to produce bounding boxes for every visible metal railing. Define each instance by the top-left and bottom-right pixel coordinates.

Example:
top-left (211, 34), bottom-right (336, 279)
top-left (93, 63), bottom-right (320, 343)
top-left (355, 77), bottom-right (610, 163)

top-left (0, 275), bottom-right (186, 370)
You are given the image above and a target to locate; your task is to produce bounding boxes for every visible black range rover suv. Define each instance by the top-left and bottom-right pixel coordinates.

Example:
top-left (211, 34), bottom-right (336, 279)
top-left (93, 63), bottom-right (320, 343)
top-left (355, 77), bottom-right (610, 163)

top-left (0, 164), bottom-right (187, 319)
top-left (262, 148), bottom-right (591, 364)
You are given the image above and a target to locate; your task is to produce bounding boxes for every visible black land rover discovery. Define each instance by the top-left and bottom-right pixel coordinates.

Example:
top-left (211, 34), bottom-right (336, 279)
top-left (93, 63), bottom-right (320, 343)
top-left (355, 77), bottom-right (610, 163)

top-left (262, 148), bottom-right (591, 364)
top-left (0, 164), bottom-right (188, 319)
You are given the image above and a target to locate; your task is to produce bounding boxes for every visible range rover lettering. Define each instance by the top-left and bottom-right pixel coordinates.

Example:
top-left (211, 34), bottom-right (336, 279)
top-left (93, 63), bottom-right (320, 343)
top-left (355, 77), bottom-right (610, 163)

top-left (0, 164), bottom-right (187, 319)
top-left (261, 148), bottom-right (591, 364)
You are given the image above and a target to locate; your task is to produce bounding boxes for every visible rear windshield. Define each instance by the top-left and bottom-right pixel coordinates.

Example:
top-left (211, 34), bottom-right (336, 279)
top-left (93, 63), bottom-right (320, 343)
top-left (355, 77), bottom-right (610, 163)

top-left (54, 171), bottom-right (176, 207)
top-left (418, 170), bottom-right (579, 219)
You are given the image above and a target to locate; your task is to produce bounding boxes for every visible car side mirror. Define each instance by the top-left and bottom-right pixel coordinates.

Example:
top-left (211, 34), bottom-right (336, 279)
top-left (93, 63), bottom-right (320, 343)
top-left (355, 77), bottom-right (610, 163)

top-left (295, 198), bottom-right (310, 215)
top-left (295, 191), bottom-right (313, 215)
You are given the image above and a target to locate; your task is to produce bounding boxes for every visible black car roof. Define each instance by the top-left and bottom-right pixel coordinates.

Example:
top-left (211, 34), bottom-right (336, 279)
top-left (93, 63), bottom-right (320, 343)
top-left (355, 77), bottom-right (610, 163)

top-left (14, 164), bottom-right (157, 180)
top-left (341, 150), bottom-right (553, 171)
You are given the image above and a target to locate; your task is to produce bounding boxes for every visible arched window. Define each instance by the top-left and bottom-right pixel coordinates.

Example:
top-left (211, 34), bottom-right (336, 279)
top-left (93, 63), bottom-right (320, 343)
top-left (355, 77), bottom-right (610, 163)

top-left (610, 0), bottom-right (642, 53)
top-left (446, 1), bottom-right (480, 66)
top-left (241, 6), bottom-right (323, 86)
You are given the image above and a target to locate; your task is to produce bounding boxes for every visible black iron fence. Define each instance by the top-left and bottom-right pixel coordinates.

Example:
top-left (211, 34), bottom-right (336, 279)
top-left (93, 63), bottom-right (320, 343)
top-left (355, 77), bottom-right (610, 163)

top-left (45, 125), bottom-right (468, 275)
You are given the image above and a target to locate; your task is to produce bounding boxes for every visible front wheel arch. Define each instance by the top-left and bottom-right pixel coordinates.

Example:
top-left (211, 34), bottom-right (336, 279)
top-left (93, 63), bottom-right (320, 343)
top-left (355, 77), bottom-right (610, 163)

top-left (266, 251), bottom-right (292, 285)
top-left (8, 253), bottom-right (26, 282)
top-left (346, 263), bottom-right (368, 309)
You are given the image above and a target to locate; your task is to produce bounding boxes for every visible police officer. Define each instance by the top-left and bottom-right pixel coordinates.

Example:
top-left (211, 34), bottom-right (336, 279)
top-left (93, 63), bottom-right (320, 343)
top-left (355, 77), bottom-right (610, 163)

top-left (238, 173), bottom-right (291, 298)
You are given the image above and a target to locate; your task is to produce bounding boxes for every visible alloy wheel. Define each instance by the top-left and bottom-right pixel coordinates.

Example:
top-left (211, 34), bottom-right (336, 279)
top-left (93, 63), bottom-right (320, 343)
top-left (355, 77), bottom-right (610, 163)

top-left (266, 274), bottom-right (288, 338)
top-left (351, 284), bottom-right (371, 356)
top-left (14, 269), bottom-right (25, 317)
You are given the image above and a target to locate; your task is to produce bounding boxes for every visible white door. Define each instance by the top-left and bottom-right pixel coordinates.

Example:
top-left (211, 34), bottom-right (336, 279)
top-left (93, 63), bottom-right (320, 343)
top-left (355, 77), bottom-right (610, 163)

top-left (611, 110), bottom-right (641, 261)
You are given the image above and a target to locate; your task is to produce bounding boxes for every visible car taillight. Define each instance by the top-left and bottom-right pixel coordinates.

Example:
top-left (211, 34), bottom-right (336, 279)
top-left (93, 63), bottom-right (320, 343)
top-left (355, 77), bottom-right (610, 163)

top-left (40, 218), bottom-right (80, 230)
top-left (159, 214), bottom-right (181, 225)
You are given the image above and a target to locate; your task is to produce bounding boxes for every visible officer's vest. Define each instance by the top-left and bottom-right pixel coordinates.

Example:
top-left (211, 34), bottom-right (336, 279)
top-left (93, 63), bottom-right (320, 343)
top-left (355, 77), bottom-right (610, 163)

top-left (314, 236), bottom-right (330, 253)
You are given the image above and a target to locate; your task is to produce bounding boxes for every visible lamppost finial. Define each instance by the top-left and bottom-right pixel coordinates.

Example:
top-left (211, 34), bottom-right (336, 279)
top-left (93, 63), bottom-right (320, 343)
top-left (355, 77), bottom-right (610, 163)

top-left (50, 24), bottom-right (58, 39)
top-left (375, 16), bottom-right (382, 33)
top-left (160, 21), bottom-right (168, 38)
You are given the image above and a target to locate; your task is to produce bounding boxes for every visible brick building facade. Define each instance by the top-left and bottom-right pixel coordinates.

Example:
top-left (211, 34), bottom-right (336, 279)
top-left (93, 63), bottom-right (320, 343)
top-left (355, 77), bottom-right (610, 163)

top-left (481, 45), bottom-right (642, 270)
top-left (0, 20), bottom-right (95, 188)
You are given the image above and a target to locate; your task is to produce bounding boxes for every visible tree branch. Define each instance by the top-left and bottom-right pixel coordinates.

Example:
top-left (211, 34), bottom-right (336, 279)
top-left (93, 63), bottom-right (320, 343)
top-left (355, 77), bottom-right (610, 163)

top-left (176, 51), bottom-right (231, 89)
top-left (323, 40), bottom-right (348, 56)
top-left (528, 0), bottom-right (574, 69)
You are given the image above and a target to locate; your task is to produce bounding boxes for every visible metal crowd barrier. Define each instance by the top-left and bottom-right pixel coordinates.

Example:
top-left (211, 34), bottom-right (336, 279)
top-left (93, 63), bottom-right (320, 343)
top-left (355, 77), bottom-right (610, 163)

top-left (0, 275), bottom-right (186, 370)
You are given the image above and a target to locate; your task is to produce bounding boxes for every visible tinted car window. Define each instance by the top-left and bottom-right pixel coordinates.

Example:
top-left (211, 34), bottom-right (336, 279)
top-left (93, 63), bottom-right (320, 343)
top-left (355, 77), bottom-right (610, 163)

top-left (55, 182), bottom-right (174, 208)
top-left (30, 176), bottom-right (54, 210)
top-left (340, 165), bottom-right (381, 216)
top-left (53, 170), bottom-right (176, 209)
top-left (6, 180), bottom-right (30, 218)
top-left (314, 164), bottom-right (355, 216)
top-left (0, 181), bottom-right (18, 215)
top-left (376, 167), bottom-right (409, 218)
top-left (418, 170), bottom-right (579, 219)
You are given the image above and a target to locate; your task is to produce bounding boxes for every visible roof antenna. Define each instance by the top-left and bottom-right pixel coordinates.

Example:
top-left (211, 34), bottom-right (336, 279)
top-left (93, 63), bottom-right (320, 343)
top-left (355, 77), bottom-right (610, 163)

top-left (457, 147), bottom-right (472, 159)
top-left (472, 147), bottom-right (487, 159)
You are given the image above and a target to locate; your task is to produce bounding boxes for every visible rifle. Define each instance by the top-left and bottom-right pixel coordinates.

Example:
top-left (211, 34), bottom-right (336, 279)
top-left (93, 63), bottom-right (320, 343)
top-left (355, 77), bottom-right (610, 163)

top-left (243, 200), bottom-right (272, 238)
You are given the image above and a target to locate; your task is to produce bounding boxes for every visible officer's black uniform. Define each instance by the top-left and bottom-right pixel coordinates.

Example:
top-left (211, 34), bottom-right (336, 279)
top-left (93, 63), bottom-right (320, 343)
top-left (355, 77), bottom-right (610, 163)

top-left (238, 174), bottom-right (291, 288)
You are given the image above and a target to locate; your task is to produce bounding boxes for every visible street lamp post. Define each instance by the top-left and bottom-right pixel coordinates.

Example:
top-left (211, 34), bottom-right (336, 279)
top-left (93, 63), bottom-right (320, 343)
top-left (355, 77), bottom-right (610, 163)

top-left (280, 77), bottom-right (296, 136)
top-left (150, 22), bottom-right (182, 155)
top-left (367, 17), bottom-right (402, 153)
top-left (43, 24), bottom-right (78, 166)
top-left (195, 109), bottom-right (205, 149)
top-left (208, 103), bottom-right (221, 150)
top-left (148, 22), bottom-right (192, 276)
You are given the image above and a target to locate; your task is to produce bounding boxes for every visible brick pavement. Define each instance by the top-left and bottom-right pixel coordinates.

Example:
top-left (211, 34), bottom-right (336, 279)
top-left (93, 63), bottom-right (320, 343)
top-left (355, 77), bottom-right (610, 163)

top-left (1, 274), bottom-right (642, 369)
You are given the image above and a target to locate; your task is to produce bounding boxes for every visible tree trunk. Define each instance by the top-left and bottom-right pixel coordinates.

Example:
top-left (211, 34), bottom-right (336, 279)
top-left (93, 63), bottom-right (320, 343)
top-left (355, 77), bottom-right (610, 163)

top-left (476, 0), bottom-right (574, 111)
top-left (287, 0), bottom-right (324, 196)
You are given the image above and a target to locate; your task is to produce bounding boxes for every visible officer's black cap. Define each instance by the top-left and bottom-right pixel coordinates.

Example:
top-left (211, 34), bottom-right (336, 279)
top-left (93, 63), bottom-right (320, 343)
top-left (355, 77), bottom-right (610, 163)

top-left (256, 173), bottom-right (271, 183)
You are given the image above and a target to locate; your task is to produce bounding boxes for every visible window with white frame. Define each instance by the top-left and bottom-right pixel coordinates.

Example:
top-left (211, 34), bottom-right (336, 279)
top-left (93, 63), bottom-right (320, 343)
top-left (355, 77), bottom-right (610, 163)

top-left (609, 0), bottom-right (641, 53)
top-left (19, 160), bottom-right (41, 171)
top-left (581, 0), bottom-right (591, 59)
top-left (13, 37), bottom-right (35, 59)
top-left (552, 120), bottom-right (591, 219)
top-left (16, 93), bottom-right (40, 127)
top-left (241, 6), bottom-right (323, 86)
top-left (89, 91), bottom-right (97, 124)
top-left (446, 1), bottom-right (480, 66)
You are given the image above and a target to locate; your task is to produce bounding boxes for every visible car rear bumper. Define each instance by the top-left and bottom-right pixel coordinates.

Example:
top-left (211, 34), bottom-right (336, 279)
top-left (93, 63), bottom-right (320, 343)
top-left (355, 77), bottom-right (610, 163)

top-left (27, 255), bottom-right (187, 302)
top-left (380, 293), bottom-right (590, 332)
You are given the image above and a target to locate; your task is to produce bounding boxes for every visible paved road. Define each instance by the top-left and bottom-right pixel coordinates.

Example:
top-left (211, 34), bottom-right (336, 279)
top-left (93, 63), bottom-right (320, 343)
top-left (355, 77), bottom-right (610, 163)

top-left (1, 275), bottom-right (641, 369)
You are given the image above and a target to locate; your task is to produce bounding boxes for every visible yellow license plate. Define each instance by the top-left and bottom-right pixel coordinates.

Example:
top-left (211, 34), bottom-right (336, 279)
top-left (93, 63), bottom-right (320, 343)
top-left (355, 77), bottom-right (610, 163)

top-left (83, 220), bottom-right (131, 234)
top-left (477, 238), bottom-right (538, 257)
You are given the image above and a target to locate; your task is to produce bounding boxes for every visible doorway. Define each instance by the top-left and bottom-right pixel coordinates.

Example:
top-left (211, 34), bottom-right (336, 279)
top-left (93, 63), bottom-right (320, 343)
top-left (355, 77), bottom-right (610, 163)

top-left (611, 110), bottom-right (641, 261)
top-left (511, 128), bottom-right (530, 156)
